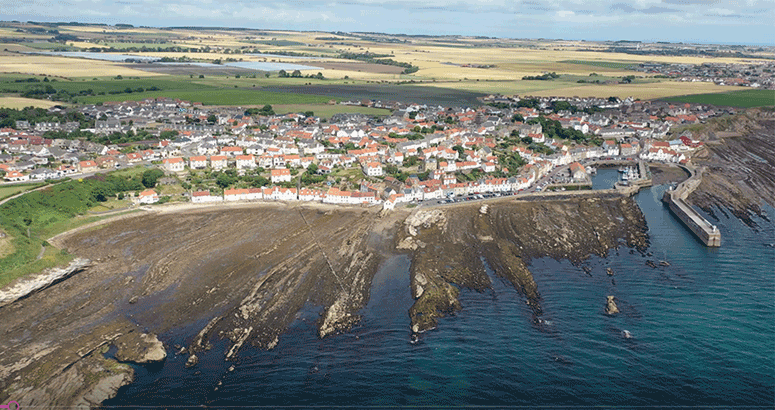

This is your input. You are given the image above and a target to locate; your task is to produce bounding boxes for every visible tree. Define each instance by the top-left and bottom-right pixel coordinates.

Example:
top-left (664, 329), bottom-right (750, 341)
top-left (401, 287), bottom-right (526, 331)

top-left (315, 72), bottom-right (324, 80)
top-left (511, 113), bottom-right (524, 123)
top-left (452, 145), bottom-right (465, 156)
top-left (307, 162), bottom-right (318, 174)
top-left (207, 114), bottom-right (218, 124)
top-left (278, 70), bottom-right (288, 78)
top-left (216, 172), bottom-right (235, 188)
top-left (141, 169), bottom-right (164, 188)
top-left (291, 70), bottom-right (302, 78)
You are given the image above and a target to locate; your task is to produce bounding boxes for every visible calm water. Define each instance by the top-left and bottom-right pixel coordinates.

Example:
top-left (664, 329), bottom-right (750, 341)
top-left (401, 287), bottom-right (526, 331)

top-left (106, 178), bottom-right (775, 407)
top-left (36, 51), bottom-right (322, 71)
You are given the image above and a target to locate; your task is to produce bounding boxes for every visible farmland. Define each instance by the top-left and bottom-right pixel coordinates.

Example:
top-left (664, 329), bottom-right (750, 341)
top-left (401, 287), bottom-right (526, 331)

top-left (270, 104), bottom-right (391, 118)
top-left (0, 96), bottom-right (61, 109)
top-left (661, 89), bottom-right (775, 108)
top-left (1, 22), bottom-right (773, 105)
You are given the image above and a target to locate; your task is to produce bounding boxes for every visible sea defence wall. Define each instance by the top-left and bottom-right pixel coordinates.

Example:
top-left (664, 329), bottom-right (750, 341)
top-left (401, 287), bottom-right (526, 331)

top-left (662, 166), bottom-right (721, 247)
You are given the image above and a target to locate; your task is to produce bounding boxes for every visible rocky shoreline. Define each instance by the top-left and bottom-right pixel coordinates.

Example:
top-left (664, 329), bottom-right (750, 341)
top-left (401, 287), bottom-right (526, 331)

top-left (397, 195), bottom-right (648, 333)
top-left (0, 195), bottom-right (650, 407)
top-left (685, 109), bottom-right (775, 227)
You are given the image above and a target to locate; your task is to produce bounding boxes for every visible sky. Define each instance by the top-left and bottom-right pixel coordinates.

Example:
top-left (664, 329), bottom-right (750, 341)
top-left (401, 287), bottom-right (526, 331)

top-left (4, 0), bottom-right (775, 45)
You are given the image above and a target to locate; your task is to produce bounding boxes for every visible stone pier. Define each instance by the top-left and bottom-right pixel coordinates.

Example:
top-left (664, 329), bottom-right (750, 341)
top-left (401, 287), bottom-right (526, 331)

top-left (662, 166), bottom-right (721, 247)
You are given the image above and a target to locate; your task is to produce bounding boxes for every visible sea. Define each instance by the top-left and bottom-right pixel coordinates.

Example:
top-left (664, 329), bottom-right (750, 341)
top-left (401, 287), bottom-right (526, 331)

top-left (105, 168), bottom-right (774, 407)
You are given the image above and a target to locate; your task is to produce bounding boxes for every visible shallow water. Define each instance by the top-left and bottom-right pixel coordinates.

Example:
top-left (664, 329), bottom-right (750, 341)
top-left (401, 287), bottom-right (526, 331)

top-left (105, 182), bottom-right (775, 406)
top-left (36, 51), bottom-right (322, 71)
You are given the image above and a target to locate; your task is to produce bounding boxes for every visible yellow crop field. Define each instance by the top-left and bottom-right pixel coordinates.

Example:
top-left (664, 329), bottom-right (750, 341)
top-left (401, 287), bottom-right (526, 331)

top-left (0, 97), bottom-right (61, 109)
top-left (0, 55), bottom-right (161, 78)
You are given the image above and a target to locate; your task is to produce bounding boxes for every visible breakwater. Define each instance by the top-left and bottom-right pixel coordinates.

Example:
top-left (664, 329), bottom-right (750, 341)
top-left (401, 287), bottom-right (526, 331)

top-left (662, 166), bottom-right (721, 247)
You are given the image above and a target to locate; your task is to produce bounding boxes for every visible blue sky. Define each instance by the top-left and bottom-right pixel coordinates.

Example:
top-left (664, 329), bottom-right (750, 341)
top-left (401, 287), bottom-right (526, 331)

top-left (4, 0), bottom-right (774, 45)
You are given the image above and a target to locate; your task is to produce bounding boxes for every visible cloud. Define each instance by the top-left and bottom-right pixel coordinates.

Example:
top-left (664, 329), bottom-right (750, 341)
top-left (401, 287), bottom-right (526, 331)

top-left (0, 0), bottom-right (772, 44)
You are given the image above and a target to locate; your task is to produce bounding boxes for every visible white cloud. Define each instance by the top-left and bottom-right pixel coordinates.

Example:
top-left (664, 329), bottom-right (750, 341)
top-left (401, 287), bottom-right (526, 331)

top-left (0, 0), bottom-right (772, 44)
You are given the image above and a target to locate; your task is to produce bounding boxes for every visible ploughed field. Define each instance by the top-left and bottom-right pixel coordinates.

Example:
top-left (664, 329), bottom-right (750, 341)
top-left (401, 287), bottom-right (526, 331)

top-left (0, 195), bottom-right (649, 407)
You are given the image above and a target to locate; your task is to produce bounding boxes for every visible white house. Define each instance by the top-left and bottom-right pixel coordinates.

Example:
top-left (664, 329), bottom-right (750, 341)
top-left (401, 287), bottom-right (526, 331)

top-left (138, 189), bottom-right (159, 204)
top-left (163, 157), bottom-right (185, 172)
top-left (189, 156), bottom-right (208, 169)
top-left (364, 162), bottom-right (383, 177)
top-left (271, 168), bottom-right (292, 184)
top-left (236, 154), bottom-right (256, 170)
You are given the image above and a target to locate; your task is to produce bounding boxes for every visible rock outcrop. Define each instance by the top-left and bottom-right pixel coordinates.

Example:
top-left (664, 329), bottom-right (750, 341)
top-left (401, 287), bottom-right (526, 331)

top-left (605, 296), bottom-right (620, 315)
top-left (400, 195), bottom-right (648, 333)
top-left (114, 332), bottom-right (167, 364)
top-left (0, 258), bottom-right (91, 308)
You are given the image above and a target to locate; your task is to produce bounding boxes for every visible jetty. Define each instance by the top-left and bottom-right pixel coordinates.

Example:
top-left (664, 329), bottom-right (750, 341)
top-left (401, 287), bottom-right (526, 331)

top-left (662, 166), bottom-right (721, 247)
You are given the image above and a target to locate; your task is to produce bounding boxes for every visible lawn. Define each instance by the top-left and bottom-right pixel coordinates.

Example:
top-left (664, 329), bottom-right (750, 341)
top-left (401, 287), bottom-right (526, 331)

top-left (661, 89), bottom-right (775, 108)
top-left (88, 198), bottom-right (131, 213)
top-left (0, 183), bottom-right (45, 201)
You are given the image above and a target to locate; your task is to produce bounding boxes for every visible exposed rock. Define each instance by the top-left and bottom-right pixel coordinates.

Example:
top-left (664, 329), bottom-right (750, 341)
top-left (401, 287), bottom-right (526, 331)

top-left (77, 372), bottom-right (133, 407)
top-left (185, 354), bottom-right (198, 368)
top-left (0, 258), bottom-right (91, 307)
top-left (605, 296), bottom-right (620, 315)
top-left (114, 332), bottom-right (166, 364)
top-left (606, 268), bottom-right (614, 276)
top-left (687, 109), bottom-right (775, 226)
top-left (404, 209), bottom-right (446, 237)
top-left (402, 195), bottom-right (648, 332)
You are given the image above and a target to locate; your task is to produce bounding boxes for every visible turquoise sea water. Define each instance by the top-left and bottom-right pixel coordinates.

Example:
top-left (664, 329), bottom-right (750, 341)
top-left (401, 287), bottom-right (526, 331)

top-left (106, 172), bottom-right (775, 407)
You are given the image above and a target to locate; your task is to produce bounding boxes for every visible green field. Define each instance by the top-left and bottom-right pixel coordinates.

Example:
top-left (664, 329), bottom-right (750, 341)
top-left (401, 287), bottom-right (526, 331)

top-left (271, 104), bottom-right (391, 118)
top-left (75, 88), bottom-right (333, 105)
top-left (0, 74), bottom-right (338, 105)
top-left (0, 183), bottom-right (45, 201)
top-left (661, 89), bottom-right (775, 108)
top-left (560, 60), bottom-right (639, 70)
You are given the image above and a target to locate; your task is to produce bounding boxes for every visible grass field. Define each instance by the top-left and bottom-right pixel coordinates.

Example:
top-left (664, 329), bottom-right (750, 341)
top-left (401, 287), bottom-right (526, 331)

top-left (0, 74), bottom-right (338, 105)
top-left (560, 60), bottom-right (639, 70)
top-left (0, 183), bottom-right (45, 201)
top-left (88, 198), bottom-right (131, 213)
top-left (270, 104), bottom-right (391, 118)
top-left (418, 78), bottom-right (732, 100)
top-left (75, 88), bottom-right (334, 105)
top-left (661, 89), bottom-right (775, 108)
top-left (0, 96), bottom-right (61, 109)
top-left (0, 54), bottom-right (160, 78)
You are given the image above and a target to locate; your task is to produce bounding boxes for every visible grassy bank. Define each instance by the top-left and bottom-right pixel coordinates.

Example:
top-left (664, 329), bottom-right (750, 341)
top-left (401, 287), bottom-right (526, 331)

top-left (0, 173), bottom-right (148, 288)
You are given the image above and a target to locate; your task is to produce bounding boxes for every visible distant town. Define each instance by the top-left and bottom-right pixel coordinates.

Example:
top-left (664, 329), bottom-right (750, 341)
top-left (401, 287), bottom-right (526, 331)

top-left (1, 94), bottom-right (727, 211)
